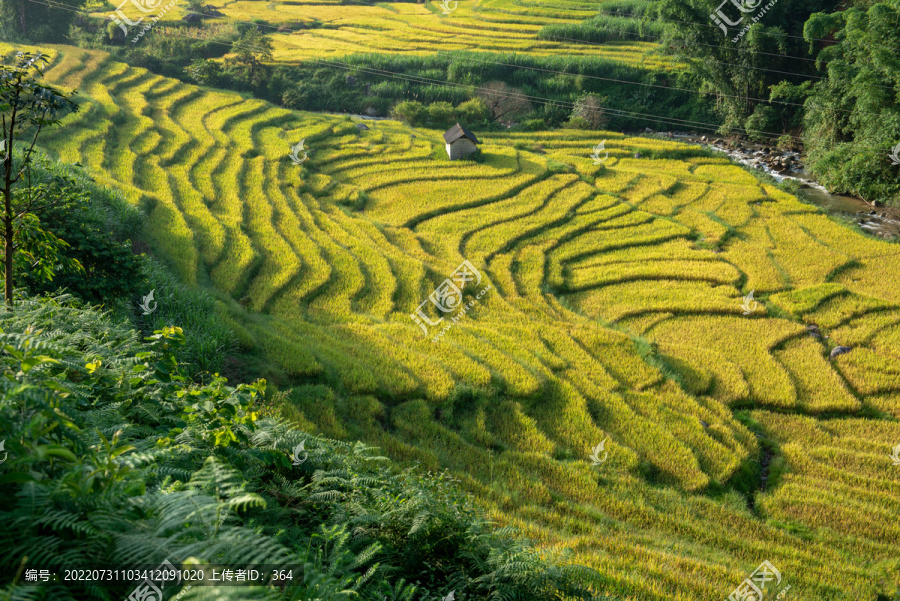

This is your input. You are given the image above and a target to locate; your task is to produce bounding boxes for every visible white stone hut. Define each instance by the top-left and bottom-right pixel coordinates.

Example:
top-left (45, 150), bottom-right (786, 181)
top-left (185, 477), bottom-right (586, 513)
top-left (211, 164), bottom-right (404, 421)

top-left (443, 123), bottom-right (480, 160)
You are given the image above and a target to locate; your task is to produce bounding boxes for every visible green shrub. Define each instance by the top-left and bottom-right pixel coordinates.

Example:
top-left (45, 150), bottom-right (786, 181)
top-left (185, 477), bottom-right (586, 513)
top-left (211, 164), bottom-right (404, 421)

top-left (426, 100), bottom-right (456, 128)
top-left (391, 99), bottom-right (428, 125)
top-left (538, 15), bottom-right (665, 44)
top-left (139, 258), bottom-right (238, 376)
top-left (457, 97), bottom-right (491, 126)
top-left (745, 105), bottom-right (778, 141)
top-left (392, 98), bottom-right (489, 129)
top-left (563, 116), bottom-right (593, 130)
top-left (19, 154), bottom-right (145, 306)
top-left (0, 294), bottom-right (609, 600)
top-left (185, 58), bottom-right (223, 86)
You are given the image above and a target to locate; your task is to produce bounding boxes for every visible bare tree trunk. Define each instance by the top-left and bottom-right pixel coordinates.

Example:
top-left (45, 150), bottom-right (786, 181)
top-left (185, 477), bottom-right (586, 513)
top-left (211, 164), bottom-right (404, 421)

top-left (3, 184), bottom-right (12, 309)
top-left (3, 106), bottom-right (16, 309)
top-left (18, 0), bottom-right (27, 35)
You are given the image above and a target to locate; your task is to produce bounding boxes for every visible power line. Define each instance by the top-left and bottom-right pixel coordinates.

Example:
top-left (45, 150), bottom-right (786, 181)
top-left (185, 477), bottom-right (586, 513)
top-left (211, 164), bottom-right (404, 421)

top-left (90, 0), bottom-right (850, 66)
top-left (43, 0), bottom-right (900, 76)
top-left (137, 0), bottom-right (899, 120)
top-left (531, 32), bottom-right (897, 92)
top-left (55, 0), bottom-right (886, 85)
top-left (182, 0), bottom-right (900, 94)
top-left (548, 7), bottom-right (871, 47)
top-left (301, 0), bottom-right (892, 68)
top-left (483, 0), bottom-right (900, 51)
top-left (159, 0), bottom-right (891, 95)
top-left (64, 0), bottom-right (900, 116)
top-left (430, 50), bottom-right (900, 119)
top-left (542, 27), bottom-right (819, 64)
top-left (17, 0), bottom-right (900, 152)
top-left (10, 0), bottom-right (861, 145)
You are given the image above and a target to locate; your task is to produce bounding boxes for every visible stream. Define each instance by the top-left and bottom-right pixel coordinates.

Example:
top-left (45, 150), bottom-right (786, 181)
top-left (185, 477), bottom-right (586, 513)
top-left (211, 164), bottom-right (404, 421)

top-left (665, 133), bottom-right (900, 240)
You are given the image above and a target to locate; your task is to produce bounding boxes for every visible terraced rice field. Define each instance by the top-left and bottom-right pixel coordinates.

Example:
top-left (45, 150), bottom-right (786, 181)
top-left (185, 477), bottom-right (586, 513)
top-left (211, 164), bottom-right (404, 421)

top-left (98, 0), bottom-right (672, 68)
top-left (37, 46), bottom-right (900, 600)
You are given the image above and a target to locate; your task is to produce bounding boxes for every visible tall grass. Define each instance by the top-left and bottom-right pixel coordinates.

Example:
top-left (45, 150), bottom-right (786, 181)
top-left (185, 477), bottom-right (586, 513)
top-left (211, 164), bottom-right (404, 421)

top-left (538, 15), bottom-right (666, 44)
top-left (598, 0), bottom-right (659, 18)
top-left (141, 257), bottom-right (239, 375)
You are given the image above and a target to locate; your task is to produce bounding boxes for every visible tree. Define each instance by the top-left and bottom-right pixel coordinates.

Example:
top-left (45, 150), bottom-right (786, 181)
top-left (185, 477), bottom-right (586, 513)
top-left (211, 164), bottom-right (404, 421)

top-left (0, 52), bottom-right (78, 307)
top-left (800, 2), bottom-right (900, 203)
top-left (185, 58), bottom-right (222, 87)
top-left (657, 0), bottom-right (833, 133)
top-left (457, 97), bottom-right (490, 126)
top-left (225, 27), bottom-right (274, 90)
top-left (476, 81), bottom-right (532, 125)
top-left (21, 164), bottom-right (143, 305)
top-left (0, 0), bottom-right (88, 42)
top-left (571, 93), bottom-right (609, 129)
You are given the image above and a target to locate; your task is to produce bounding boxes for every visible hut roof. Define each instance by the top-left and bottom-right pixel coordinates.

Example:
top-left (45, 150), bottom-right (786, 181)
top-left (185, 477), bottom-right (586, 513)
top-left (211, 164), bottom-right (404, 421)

top-left (443, 123), bottom-right (479, 145)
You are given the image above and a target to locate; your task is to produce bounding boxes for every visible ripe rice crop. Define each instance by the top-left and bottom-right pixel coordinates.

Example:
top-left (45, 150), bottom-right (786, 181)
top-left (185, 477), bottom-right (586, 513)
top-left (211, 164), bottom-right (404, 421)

top-left (200, 0), bottom-right (674, 67)
top-left (35, 48), bottom-right (900, 601)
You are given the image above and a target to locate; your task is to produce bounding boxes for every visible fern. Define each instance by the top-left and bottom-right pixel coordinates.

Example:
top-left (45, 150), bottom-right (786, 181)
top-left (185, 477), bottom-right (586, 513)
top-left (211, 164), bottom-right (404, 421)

top-left (1, 293), bottom-right (610, 601)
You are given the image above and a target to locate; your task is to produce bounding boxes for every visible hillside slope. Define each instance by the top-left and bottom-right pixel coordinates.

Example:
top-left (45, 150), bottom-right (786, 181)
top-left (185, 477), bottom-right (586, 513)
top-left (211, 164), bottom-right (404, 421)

top-left (31, 44), bottom-right (900, 600)
top-left (97, 0), bottom-right (670, 67)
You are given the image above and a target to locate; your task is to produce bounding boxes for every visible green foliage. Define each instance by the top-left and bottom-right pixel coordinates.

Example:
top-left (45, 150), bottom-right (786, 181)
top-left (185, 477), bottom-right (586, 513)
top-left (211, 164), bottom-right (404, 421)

top-left (185, 58), bottom-right (223, 87)
top-left (84, 23), bottom-right (241, 84)
top-left (427, 100), bottom-right (455, 127)
top-left (0, 52), bottom-right (78, 306)
top-left (77, 36), bottom-right (712, 131)
top-left (563, 116), bottom-right (592, 130)
top-left (768, 80), bottom-right (813, 135)
top-left (139, 258), bottom-right (238, 375)
top-left (538, 15), bottom-right (664, 44)
top-left (801, 1), bottom-right (900, 204)
top-left (657, 0), bottom-right (829, 131)
top-left (18, 154), bottom-right (144, 304)
top-left (654, 0), bottom-right (899, 202)
top-left (177, 371), bottom-right (264, 448)
top-left (331, 53), bottom-right (711, 130)
top-left (0, 0), bottom-right (87, 42)
top-left (392, 97), bottom-right (491, 129)
top-left (745, 104), bottom-right (779, 141)
top-left (392, 99), bottom-right (429, 125)
top-left (11, 211), bottom-right (82, 283)
top-left (457, 97), bottom-right (492, 125)
top-left (5, 150), bottom-right (228, 375)
top-left (224, 28), bottom-right (275, 91)
top-left (0, 293), bottom-right (608, 600)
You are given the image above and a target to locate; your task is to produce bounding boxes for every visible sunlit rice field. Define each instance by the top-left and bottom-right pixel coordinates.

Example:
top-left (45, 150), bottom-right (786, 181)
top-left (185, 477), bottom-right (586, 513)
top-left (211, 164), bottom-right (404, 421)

top-left (92, 0), bottom-right (675, 68)
top-left (35, 46), bottom-right (900, 601)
